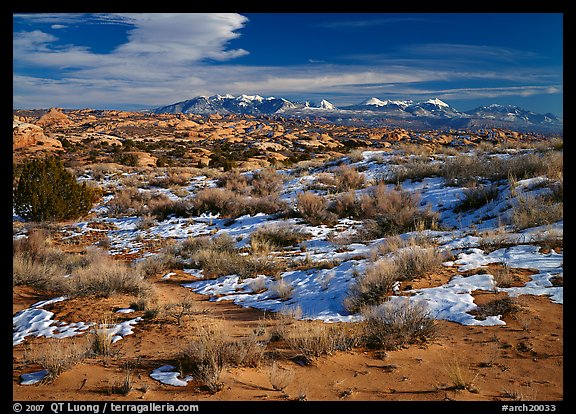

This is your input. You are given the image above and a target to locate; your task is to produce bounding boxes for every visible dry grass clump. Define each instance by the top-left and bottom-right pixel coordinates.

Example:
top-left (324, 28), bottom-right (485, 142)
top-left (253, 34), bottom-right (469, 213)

top-left (218, 169), bottom-right (250, 194)
top-left (389, 159), bottom-right (443, 183)
top-left (508, 194), bottom-right (563, 230)
top-left (24, 337), bottom-right (92, 382)
top-left (442, 151), bottom-right (562, 186)
top-left (178, 323), bottom-right (226, 393)
top-left (13, 253), bottom-right (63, 290)
top-left (177, 321), bottom-right (268, 392)
top-left (277, 319), bottom-right (355, 357)
top-left (13, 231), bottom-right (150, 299)
top-left (135, 248), bottom-right (183, 278)
top-left (250, 223), bottom-right (312, 252)
top-left (269, 361), bottom-right (294, 391)
top-left (454, 184), bottom-right (500, 213)
top-left (251, 167), bottom-right (285, 197)
top-left (90, 314), bottom-right (118, 356)
top-left (180, 234), bottom-right (284, 279)
top-left (344, 259), bottom-right (398, 313)
top-left (269, 278), bottom-right (294, 301)
top-left (67, 247), bottom-right (150, 298)
top-left (360, 299), bottom-right (436, 350)
top-left (223, 329), bottom-right (269, 368)
top-left (471, 297), bottom-right (520, 321)
top-left (490, 263), bottom-right (515, 288)
top-left (106, 187), bottom-right (191, 220)
top-left (148, 168), bottom-right (194, 188)
top-left (148, 198), bottom-right (191, 220)
top-left (442, 353), bottom-right (479, 392)
top-left (345, 243), bottom-right (443, 313)
top-left (192, 187), bottom-right (287, 219)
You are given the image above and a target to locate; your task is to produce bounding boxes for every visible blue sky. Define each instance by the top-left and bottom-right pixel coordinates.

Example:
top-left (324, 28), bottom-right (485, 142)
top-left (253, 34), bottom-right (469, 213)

top-left (13, 13), bottom-right (563, 115)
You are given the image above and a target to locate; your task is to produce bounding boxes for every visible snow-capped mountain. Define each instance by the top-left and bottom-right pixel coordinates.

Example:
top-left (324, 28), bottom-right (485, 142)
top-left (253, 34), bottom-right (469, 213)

top-left (153, 94), bottom-right (296, 116)
top-left (152, 95), bottom-right (562, 134)
top-left (464, 104), bottom-right (563, 124)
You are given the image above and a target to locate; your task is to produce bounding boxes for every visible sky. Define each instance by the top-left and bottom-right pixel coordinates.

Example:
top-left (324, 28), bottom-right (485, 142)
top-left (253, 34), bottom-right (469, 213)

top-left (12, 13), bottom-right (563, 115)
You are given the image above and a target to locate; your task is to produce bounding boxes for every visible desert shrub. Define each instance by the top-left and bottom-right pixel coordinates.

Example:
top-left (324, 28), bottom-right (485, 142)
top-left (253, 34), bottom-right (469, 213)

top-left (251, 167), bottom-right (285, 197)
top-left (223, 330), bottom-right (268, 368)
top-left (442, 151), bottom-right (562, 185)
top-left (333, 165), bottom-right (365, 192)
top-left (24, 337), bottom-right (92, 382)
top-left (329, 191), bottom-right (359, 218)
top-left (490, 263), bottom-right (515, 288)
top-left (136, 250), bottom-right (182, 277)
top-left (13, 230), bottom-right (87, 292)
top-left (356, 185), bottom-right (439, 238)
top-left (105, 187), bottom-right (146, 217)
top-left (12, 228), bottom-right (51, 261)
top-left (296, 191), bottom-right (338, 226)
top-left (113, 152), bottom-right (139, 167)
top-left (392, 245), bottom-right (444, 281)
top-left (345, 245), bottom-right (443, 313)
top-left (218, 169), bottom-right (249, 194)
top-left (361, 299), bottom-right (436, 350)
top-left (250, 223), bottom-right (312, 251)
top-left (454, 184), bottom-right (500, 213)
top-left (471, 297), bottom-right (519, 320)
top-left (244, 195), bottom-right (288, 217)
top-left (14, 156), bottom-right (100, 222)
top-left (192, 188), bottom-right (287, 218)
top-left (347, 149), bottom-right (366, 163)
top-left (191, 187), bottom-right (241, 217)
top-left (344, 259), bottom-right (399, 313)
top-left (149, 198), bottom-right (191, 221)
top-left (163, 295), bottom-right (196, 326)
top-left (12, 253), bottom-right (62, 290)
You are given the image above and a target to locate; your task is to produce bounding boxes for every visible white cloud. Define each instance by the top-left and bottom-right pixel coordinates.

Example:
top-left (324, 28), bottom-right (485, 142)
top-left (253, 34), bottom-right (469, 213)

top-left (12, 14), bottom-right (563, 110)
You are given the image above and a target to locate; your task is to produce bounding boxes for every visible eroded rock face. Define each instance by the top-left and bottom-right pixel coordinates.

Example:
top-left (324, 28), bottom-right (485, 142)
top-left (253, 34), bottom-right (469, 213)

top-left (35, 108), bottom-right (74, 128)
top-left (13, 119), bottom-right (63, 150)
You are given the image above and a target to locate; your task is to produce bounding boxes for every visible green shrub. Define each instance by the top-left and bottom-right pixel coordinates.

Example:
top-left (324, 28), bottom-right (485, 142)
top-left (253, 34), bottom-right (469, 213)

top-left (14, 156), bottom-right (100, 222)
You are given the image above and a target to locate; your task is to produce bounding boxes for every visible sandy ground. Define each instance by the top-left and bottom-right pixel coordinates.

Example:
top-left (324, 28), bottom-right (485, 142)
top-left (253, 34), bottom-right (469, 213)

top-left (13, 265), bottom-right (563, 403)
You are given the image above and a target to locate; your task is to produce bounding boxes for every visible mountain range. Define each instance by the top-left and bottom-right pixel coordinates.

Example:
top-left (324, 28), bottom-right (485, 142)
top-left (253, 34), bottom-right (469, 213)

top-left (152, 94), bottom-right (563, 134)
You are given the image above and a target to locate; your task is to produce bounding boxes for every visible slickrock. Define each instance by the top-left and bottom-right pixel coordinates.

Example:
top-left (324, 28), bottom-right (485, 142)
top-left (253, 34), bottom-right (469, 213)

top-left (35, 107), bottom-right (74, 128)
top-left (13, 119), bottom-right (62, 150)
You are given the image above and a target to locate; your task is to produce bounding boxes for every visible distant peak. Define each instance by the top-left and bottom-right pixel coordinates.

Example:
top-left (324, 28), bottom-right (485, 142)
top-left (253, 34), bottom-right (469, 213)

top-left (361, 97), bottom-right (387, 106)
top-left (424, 98), bottom-right (449, 107)
top-left (319, 99), bottom-right (335, 109)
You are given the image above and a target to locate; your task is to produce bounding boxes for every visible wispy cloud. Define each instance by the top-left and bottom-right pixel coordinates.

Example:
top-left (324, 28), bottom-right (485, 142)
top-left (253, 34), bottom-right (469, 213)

top-left (315, 16), bottom-right (426, 29)
top-left (402, 43), bottom-right (542, 62)
top-left (12, 14), bottom-right (562, 111)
